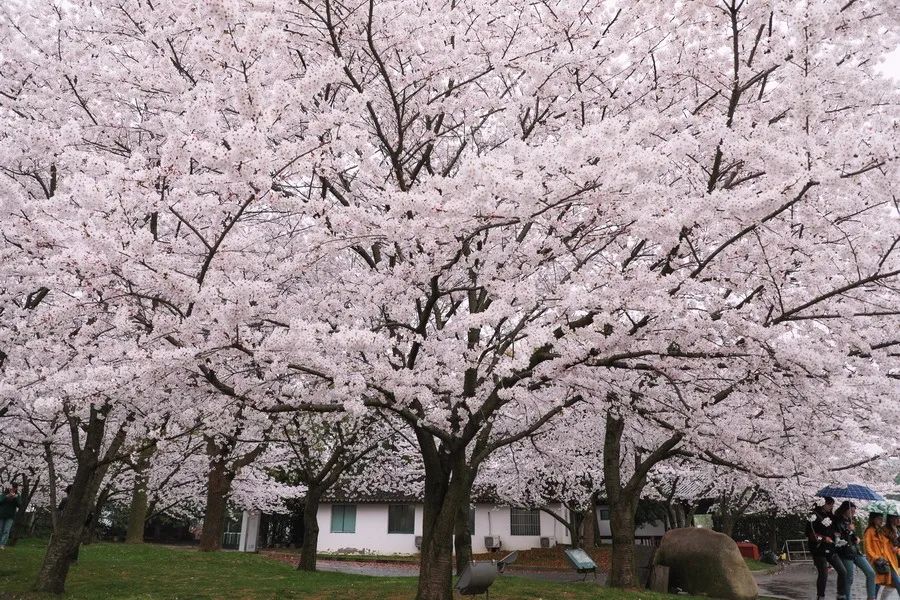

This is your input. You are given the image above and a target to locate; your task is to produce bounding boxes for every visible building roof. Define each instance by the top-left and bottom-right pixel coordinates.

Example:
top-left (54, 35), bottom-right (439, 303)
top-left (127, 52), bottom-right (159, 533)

top-left (322, 485), bottom-right (501, 505)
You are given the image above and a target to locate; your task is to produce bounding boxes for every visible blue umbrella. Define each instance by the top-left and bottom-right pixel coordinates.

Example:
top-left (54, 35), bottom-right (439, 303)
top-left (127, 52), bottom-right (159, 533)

top-left (816, 484), bottom-right (884, 501)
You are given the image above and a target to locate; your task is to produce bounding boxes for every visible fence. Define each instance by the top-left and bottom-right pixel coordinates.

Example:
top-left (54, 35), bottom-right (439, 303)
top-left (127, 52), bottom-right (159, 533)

top-left (222, 531), bottom-right (241, 549)
top-left (598, 536), bottom-right (663, 547)
top-left (783, 539), bottom-right (813, 562)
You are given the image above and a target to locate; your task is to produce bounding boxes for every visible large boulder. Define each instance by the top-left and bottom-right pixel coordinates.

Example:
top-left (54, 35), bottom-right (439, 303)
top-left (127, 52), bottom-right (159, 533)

top-left (653, 528), bottom-right (759, 600)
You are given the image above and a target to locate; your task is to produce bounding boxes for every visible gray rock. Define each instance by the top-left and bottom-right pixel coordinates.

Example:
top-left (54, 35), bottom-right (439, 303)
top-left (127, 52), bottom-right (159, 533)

top-left (654, 528), bottom-right (759, 600)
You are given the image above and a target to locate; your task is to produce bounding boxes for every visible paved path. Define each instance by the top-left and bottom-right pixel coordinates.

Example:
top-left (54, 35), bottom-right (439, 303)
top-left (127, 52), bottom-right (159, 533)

top-left (315, 559), bottom-right (607, 585)
top-left (755, 562), bottom-right (873, 600)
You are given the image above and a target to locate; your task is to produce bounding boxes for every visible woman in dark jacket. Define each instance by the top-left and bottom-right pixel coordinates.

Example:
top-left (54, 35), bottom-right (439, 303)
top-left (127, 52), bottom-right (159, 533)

top-left (834, 501), bottom-right (876, 600)
top-left (0, 484), bottom-right (21, 548)
top-left (807, 496), bottom-right (847, 600)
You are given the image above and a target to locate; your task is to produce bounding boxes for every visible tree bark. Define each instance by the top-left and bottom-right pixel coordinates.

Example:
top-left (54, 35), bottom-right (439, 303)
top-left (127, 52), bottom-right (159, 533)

top-left (199, 456), bottom-right (232, 552)
top-left (768, 508), bottom-right (779, 555)
top-left (34, 516), bottom-right (83, 595)
top-left (670, 503), bottom-right (686, 529)
top-left (582, 494), bottom-right (597, 549)
top-left (297, 488), bottom-right (322, 571)
top-left (719, 514), bottom-right (737, 538)
top-left (126, 446), bottom-right (153, 544)
top-left (568, 507), bottom-right (585, 549)
top-left (684, 502), bottom-right (698, 528)
top-left (603, 412), bottom-right (683, 589)
top-left (34, 404), bottom-right (128, 594)
top-left (604, 415), bottom-right (637, 588)
top-left (125, 479), bottom-right (149, 544)
top-left (453, 485), bottom-right (473, 575)
top-left (415, 447), bottom-right (470, 600)
top-left (82, 501), bottom-right (100, 545)
top-left (9, 475), bottom-right (36, 546)
top-left (609, 493), bottom-right (640, 588)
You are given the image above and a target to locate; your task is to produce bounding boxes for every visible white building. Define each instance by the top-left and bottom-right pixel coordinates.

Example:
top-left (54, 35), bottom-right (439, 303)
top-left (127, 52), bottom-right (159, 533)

top-left (239, 491), bottom-right (665, 555)
top-left (318, 500), bottom-right (573, 554)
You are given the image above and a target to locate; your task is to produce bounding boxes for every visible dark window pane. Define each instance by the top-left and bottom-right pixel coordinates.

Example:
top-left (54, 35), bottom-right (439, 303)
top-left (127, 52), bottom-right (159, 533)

top-left (468, 507), bottom-right (476, 534)
top-left (510, 508), bottom-right (541, 536)
top-left (388, 504), bottom-right (415, 534)
top-left (330, 504), bottom-right (356, 533)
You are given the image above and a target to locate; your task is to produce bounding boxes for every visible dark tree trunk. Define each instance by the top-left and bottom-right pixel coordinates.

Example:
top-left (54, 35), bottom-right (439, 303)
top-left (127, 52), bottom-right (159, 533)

top-left (199, 457), bottom-right (232, 552)
top-left (83, 486), bottom-right (110, 545)
top-left (418, 492), bottom-right (458, 600)
top-left (9, 475), bottom-right (36, 546)
top-left (415, 448), bottom-right (471, 600)
top-left (568, 508), bottom-right (585, 549)
top-left (603, 412), bottom-right (683, 589)
top-left (297, 489), bottom-right (322, 572)
top-left (582, 494), bottom-right (597, 549)
top-left (609, 494), bottom-right (640, 588)
top-left (34, 517), bottom-right (83, 594)
top-left (83, 506), bottom-right (98, 545)
top-left (453, 485), bottom-right (473, 575)
top-left (719, 514), bottom-right (737, 538)
top-left (125, 480), bottom-right (149, 544)
top-left (126, 447), bottom-right (153, 544)
top-left (768, 509), bottom-right (779, 554)
top-left (604, 415), bottom-right (638, 588)
top-left (684, 502), bottom-right (698, 528)
top-left (669, 503), bottom-right (687, 529)
top-left (34, 405), bottom-right (126, 594)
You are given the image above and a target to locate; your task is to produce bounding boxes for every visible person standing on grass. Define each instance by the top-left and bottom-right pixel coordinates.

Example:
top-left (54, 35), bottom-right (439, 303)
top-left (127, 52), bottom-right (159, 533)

top-left (863, 513), bottom-right (900, 599)
top-left (834, 501), bottom-right (877, 600)
top-left (808, 496), bottom-right (847, 600)
top-left (0, 483), bottom-right (21, 549)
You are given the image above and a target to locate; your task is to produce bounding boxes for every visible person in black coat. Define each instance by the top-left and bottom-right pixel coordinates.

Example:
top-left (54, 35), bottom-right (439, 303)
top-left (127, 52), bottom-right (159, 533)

top-left (833, 501), bottom-right (876, 600)
top-left (807, 496), bottom-right (848, 600)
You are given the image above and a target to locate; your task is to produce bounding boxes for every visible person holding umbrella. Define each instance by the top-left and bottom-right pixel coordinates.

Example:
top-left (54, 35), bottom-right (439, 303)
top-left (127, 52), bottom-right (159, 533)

top-left (863, 512), bottom-right (900, 598)
top-left (808, 496), bottom-right (847, 600)
top-left (834, 501), bottom-right (877, 600)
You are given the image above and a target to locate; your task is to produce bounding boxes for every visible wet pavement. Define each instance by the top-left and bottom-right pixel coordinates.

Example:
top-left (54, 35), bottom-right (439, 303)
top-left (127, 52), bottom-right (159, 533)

top-left (755, 562), bottom-right (874, 600)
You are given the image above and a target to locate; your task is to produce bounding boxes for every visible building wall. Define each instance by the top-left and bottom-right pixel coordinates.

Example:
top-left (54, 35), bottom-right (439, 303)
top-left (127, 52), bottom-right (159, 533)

top-left (315, 502), bottom-right (573, 555)
top-left (240, 503), bottom-right (667, 555)
top-left (317, 503), bottom-right (425, 555)
top-left (471, 503), bottom-right (572, 552)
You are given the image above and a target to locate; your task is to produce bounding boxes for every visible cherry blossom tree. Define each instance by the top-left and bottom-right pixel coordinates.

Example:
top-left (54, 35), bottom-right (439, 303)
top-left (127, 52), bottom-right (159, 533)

top-left (2, 0), bottom-right (899, 598)
top-left (264, 413), bottom-right (418, 571)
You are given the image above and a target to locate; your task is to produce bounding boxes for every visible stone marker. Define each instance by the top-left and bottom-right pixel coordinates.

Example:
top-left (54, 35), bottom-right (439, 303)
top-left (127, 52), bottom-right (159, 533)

top-left (653, 528), bottom-right (759, 600)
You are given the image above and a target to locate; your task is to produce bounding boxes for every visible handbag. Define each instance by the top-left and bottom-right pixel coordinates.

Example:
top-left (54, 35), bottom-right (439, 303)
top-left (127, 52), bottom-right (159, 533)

top-left (873, 558), bottom-right (890, 574)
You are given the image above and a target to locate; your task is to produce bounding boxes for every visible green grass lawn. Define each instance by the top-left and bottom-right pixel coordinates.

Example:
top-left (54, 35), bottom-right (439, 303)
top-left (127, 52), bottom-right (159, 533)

top-left (0, 539), bottom-right (712, 600)
top-left (743, 558), bottom-right (777, 572)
